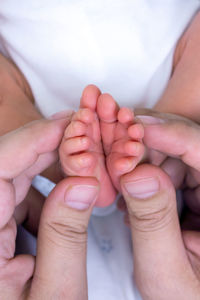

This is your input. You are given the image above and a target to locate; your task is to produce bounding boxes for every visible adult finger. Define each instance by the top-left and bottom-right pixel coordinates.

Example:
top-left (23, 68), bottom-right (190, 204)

top-left (160, 157), bottom-right (187, 189)
top-left (0, 113), bottom-right (72, 228)
top-left (29, 177), bottom-right (99, 300)
top-left (183, 230), bottom-right (200, 280)
top-left (0, 112), bottom-right (72, 179)
top-left (121, 164), bottom-right (199, 300)
top-left (136, 110), bottom-right (200, 171)
top-left (0, 218), bottom-right (34, 299)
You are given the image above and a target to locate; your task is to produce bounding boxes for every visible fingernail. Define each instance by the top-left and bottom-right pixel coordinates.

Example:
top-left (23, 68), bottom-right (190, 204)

top-left (49, 110), bottom-right (74, 120)
top-left (65, 185), bottom-right (99, 210)
top-left (124, 177), bottom-right (159, 199)
top-left (137, 115), bottom-right (165, 125)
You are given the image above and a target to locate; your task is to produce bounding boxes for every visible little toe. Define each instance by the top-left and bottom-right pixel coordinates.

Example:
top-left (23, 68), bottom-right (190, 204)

top-left (111, 139), bottom-right (144, 157)
top-left (80, 84), bottom-right (101, 111)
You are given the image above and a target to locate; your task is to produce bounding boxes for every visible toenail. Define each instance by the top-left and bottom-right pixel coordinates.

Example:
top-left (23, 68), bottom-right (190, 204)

top-left (123, 177), bottom-right (160, 199)
top-left (137, 116), bottom-right (165, 125)
top-left (65, 185), bottom-right (99, 210)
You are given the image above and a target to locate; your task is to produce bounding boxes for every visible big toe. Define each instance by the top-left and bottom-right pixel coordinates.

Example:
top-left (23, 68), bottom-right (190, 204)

top-left (97, 93), bottom-right (118, 123)
top-left (80, 84), bottom-right (101, 111)
top-left (97, 93), bottom-right (119, 154)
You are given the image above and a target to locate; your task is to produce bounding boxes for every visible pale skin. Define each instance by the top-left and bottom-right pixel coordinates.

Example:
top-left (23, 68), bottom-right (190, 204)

top-left (2, 109), bottom-right (200, 299)
top-left (0, 12), bottom-right (200, 297)
top-left (0, 12), bottom-right (200, 300)
top-left (119, 111), bottom-right (200, 300)
top-left (154, 12), bottom-right (200, 123)
top-left (59, 11), bottom-right (200, 206)
top-left (0, 115), bottom-right (102, 299)
top-left (59, 86), bottom-right (144, 206)
top-left (0, 12), bottom-right (200, 214)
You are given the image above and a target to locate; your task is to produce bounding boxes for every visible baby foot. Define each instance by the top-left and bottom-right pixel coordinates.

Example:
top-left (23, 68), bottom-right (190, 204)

top-left (97, 93), bottom-right (145, 191)
top-left (59, 85), bottom-right (117, 207)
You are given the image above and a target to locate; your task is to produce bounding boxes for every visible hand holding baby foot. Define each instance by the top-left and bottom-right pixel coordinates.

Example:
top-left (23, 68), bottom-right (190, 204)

top-left (119, 113), bottom-right (200, 299)
top-left (59, 86), bottom-right (145, 207)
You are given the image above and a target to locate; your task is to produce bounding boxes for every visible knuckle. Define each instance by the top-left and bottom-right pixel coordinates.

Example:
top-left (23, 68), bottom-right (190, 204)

top-left (45, 218), bottom-right (88, 251)
top-left (128, 193), bottom-right (175, 232)
top-left (131, 207), bottom-right (173, 232)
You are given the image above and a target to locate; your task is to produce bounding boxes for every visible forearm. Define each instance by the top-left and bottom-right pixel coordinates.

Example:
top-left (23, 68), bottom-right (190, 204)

top-left (154, 12), bottom-right (200, 123)
top-left (0, 53), bottom-right (42, 135)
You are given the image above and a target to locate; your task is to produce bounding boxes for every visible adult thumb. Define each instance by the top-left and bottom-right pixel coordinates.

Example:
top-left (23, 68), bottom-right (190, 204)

top-left (120, 164), bottom-right (199, 300)
top-left (29, 177), bottom-right (99, 300)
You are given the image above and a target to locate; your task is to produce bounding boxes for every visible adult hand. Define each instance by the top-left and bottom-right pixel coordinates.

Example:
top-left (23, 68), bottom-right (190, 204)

top-left (0, 115), bottom-right (99, 299)
top-left (0, 112), bottom-right (72, 228)
top-left (120, 112), bottom-right (200, 300)
top-left (138, 111), bottom-right (200, 227)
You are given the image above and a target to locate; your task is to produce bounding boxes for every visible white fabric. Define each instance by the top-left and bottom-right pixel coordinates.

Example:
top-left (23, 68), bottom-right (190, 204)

top-left (1, 1), bottom-right (200, 299)
top-left (0, 0), bottom-right (199, 115)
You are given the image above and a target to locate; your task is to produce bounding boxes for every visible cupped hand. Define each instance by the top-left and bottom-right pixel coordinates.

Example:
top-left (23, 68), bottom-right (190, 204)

top-left (0, 113), bottom-right (72, 229)
top-left (0, 115), bottom-right (100, 299)
top-left (120, 112), bottom-right (200, 300)
top-left (138, 111), bottom-right (200, 228)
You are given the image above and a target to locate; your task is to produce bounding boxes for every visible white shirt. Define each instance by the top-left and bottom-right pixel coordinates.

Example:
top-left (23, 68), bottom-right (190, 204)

top-left (0, 0), bottom-right (199, 115)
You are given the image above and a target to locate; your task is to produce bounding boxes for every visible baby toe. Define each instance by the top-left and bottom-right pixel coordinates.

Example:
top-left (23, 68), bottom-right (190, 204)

top-left (124, 141), bottom-right (144, 156)
top-left (64, 120), bottom-right (87, 139)
top-left (62, 152), bottom-right (95, 174)
top-left (114, 156), bottom-right (138, 173)
top-left (128, 123), bottom-right (144, 141)
top-left (62, 136), bottom-right (90, 155)
top-left (118, 107), bottom-right (134, 125)
top-left (72, 108), bottom-right (94, 124)
top-left (97, 93), bottom-right (118, 123)
top-left (80, 84), bottom-right (101, 110)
